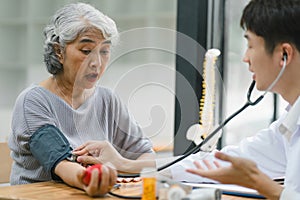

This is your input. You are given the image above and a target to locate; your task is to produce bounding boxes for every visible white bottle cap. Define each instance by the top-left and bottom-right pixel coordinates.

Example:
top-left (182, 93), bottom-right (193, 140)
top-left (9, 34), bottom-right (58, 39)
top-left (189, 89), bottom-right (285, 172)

top-left (167, 186), bottom-right (186, 200)
top-left (140, 167), bottom-right (157, 178)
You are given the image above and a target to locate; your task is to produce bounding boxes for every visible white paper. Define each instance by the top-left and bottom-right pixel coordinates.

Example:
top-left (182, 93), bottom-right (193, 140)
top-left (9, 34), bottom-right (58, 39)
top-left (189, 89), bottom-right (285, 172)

top-left (182, 182), bottom-right (265, 198)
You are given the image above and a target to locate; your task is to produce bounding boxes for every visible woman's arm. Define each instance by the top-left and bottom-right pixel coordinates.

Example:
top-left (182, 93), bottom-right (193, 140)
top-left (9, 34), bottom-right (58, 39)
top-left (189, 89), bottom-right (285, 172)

top-left (54, 160), bottom-right (117, 196)
top-left (186, 152), bottom-right (283, 200)
top-left (74, 141), bottom-right (156, 173)
top-left (119, 152), bottom-right (156, 174)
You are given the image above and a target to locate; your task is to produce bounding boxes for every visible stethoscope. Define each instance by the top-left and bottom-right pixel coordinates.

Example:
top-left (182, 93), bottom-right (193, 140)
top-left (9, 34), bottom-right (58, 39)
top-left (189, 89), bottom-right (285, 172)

top-left (118, 53), bottom-right (288, 175)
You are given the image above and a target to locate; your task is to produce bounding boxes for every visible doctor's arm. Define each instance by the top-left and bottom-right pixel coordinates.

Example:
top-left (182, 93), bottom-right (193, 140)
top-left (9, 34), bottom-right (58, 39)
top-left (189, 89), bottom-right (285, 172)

top-left (186, 152), bottom-right (287, 200)
top-left (74, 140), bottom-right (156, 174)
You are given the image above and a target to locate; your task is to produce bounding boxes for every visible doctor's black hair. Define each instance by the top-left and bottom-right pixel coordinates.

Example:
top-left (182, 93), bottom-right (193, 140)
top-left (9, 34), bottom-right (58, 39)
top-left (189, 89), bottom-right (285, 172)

top-left (240, 0), bottom-right (300, 54)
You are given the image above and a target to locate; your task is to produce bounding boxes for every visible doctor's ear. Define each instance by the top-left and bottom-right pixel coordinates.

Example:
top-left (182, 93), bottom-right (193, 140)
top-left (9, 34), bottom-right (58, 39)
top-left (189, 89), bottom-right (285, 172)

top-left (280, 43), bottom-right (293, 63)
top-left (282, 52), bottom-right (288, 61)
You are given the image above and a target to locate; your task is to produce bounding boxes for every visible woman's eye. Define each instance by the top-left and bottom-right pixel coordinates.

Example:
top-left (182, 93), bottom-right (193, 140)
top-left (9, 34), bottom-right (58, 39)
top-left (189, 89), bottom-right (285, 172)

top-left (100, 50), bottom-right (110, 56)
top-left (81, 49), bottom-right (91, 55)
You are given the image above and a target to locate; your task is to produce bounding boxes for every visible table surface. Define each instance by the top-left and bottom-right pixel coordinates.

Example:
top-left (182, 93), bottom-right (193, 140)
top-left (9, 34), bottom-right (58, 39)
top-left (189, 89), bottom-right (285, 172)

top-left (0, 181), bottom-right (262, 200)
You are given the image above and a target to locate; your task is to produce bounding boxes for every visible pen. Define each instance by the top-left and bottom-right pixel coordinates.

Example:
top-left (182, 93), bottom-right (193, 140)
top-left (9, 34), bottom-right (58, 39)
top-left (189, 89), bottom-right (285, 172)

top-left (273, 177), bottom-right (285, 185)
top-left (113, 183), bottom-right (121, 189)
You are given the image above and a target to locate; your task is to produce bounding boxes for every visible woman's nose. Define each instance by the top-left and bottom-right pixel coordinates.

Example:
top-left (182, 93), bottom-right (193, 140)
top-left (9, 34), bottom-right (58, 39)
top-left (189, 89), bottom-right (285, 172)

top-left (89, 51), bottom-right (102, 69)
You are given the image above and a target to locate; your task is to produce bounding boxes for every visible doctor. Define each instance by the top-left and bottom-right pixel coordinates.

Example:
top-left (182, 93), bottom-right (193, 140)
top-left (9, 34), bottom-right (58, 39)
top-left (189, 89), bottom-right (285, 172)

top-left (185, 0), bottom-right (300, 199)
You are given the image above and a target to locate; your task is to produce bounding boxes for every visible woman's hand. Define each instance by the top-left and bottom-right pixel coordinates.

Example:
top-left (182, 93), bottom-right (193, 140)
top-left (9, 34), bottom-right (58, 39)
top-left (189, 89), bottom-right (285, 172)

top-left (78, 164), bottom-right (117, 197)
top-left (74, 141), bottom-right (124, 169)
top-left (186, 152), bottom-right (283, 200)
top-left (55, 160), bottom-right (117, 197)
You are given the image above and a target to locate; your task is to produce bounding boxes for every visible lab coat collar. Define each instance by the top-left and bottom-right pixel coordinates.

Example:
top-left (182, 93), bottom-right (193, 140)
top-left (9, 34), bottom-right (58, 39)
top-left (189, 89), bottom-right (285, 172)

top-left (278, 96), bottom-right (300, 141)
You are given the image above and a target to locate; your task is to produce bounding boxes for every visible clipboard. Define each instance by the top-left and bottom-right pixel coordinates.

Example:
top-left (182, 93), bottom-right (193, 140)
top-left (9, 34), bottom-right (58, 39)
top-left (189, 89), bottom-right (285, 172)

top-left (183, 182), bottom-right (266, 199)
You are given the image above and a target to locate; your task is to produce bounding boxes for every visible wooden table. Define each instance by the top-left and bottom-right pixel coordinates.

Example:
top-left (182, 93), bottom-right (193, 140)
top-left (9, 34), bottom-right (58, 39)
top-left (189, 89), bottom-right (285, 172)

top-left (0, 181), bottom-right (261, 200)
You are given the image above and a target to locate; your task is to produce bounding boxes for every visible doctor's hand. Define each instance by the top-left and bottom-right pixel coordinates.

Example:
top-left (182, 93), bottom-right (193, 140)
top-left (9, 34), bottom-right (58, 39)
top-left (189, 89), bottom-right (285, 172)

top-left (74, 140), bottom-right (156, 174)
top-left (186, 152), bottom-right (283, 200)
top-left (74, 140), bottom-right (124, 169)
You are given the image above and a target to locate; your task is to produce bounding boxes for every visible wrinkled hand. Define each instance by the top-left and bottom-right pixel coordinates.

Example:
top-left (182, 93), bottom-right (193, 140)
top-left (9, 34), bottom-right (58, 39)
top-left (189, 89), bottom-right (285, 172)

top-left (74, 141), bottom-right (123, 169)
top-left (77, 164), bottom-right (117, 196)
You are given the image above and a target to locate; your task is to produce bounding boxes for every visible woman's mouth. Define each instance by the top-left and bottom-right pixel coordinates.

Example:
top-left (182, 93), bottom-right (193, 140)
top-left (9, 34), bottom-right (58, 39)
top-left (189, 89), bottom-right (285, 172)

top-left (86, 73), bottom-right (99, 82)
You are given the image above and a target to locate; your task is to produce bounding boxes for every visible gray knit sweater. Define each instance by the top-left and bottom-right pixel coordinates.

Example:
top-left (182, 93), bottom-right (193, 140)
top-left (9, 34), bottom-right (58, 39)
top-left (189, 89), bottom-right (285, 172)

top-left (8, 85), bottom-right (153, 185)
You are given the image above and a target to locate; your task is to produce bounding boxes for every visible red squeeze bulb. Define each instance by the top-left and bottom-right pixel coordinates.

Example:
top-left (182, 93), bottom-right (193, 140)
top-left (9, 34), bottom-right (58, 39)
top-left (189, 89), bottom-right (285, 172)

top-left (82, 164), bottom-right (102, 185)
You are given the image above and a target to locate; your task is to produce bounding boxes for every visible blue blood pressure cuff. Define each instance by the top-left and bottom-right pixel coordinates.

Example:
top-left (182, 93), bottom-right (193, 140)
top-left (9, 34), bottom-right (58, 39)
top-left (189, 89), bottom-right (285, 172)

top-left (29, 124), bottom-right (74, 180)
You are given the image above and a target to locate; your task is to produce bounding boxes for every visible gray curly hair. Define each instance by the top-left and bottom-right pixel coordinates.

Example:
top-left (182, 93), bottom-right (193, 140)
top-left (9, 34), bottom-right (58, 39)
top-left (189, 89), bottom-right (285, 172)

top-left (43, 3), bottom-right (119, 75)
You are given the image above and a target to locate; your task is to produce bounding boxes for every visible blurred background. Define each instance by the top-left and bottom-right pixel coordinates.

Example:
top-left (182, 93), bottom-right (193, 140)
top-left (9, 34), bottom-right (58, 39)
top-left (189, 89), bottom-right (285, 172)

top-left (0, 0), bottom-right (287, 154)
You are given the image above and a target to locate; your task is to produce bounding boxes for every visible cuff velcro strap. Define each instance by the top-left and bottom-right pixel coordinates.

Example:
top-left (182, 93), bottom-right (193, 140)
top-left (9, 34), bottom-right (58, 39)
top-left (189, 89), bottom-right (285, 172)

top-left (29, 124), bottom-right (72, 180)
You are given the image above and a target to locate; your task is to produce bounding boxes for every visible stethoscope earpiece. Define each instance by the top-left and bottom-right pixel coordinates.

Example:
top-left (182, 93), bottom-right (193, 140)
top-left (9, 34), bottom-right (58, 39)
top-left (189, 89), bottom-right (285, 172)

top-left (283, 52), bottom-right (288, 61)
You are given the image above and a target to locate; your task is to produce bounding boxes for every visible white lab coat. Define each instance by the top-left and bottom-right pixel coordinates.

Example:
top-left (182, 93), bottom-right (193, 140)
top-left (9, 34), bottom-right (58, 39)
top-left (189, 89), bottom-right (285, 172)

top-left (170, 96), bottom-right (300, 199)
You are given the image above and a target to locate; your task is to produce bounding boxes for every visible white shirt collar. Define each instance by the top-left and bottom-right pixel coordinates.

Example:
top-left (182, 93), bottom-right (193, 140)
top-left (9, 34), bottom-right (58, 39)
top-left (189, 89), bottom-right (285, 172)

top-left (278, 96), bottom-right (300, 141)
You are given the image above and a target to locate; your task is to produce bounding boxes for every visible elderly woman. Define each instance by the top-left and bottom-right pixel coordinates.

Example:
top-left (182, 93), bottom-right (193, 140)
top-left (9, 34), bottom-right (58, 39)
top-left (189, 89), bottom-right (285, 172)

top-left (8, 2), bottom-right (154, 197)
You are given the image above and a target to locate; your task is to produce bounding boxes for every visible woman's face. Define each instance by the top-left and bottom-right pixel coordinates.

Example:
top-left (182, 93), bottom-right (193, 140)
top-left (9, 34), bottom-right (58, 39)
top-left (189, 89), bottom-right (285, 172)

top-left (58, 28), bottom-right (111, 89)
top-left (242, 30), bottom-right (282, 92)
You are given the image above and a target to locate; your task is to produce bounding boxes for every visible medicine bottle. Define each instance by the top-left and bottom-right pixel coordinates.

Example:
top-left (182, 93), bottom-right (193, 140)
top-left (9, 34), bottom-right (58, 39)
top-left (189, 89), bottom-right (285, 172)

top-left (140, 167), bottom-right (157, 200)
top-left (167, 185), bottom-right (186, 200)
top-left (158, 180), bottom-right (169, 200)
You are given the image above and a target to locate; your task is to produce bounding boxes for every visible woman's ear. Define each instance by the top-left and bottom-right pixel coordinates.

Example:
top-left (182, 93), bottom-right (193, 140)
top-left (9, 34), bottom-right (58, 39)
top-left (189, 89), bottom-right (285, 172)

top-left (53, 43), bottom-right (63, 63)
